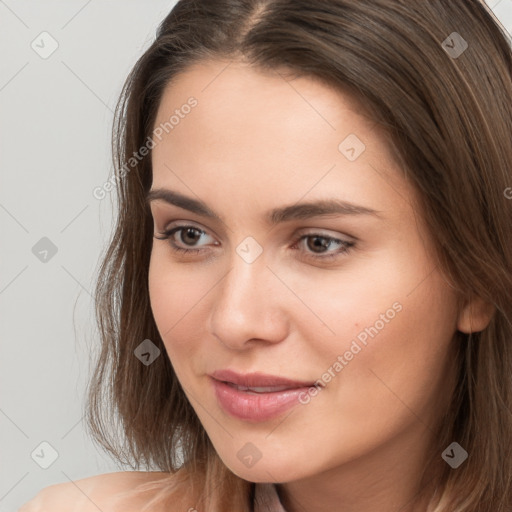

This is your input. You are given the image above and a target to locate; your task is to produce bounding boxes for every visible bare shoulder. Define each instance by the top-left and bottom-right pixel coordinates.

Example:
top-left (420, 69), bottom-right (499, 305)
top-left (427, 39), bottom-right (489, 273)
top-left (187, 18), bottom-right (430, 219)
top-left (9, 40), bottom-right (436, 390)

top-left (18, 471), bottom-right (175, 512)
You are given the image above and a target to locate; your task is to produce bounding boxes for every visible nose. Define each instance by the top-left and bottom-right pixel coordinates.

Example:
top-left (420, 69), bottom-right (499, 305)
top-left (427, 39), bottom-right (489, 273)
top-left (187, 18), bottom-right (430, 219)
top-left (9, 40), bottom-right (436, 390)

top-left (209, 251), bottom-right (290, 351)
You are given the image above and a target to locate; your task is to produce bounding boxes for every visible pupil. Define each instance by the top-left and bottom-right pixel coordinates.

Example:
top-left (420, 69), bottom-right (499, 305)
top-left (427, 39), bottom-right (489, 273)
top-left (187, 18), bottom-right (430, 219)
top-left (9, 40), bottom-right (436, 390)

top-left (184, 228), bottom-right (200, 244)
top-left (309, 236), bottom-right (328, 253)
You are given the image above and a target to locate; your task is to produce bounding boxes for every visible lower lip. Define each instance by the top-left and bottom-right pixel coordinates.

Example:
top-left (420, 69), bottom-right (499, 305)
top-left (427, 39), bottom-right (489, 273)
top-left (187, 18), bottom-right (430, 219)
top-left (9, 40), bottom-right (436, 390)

top-left (211, 378), bottom-right (310, 422)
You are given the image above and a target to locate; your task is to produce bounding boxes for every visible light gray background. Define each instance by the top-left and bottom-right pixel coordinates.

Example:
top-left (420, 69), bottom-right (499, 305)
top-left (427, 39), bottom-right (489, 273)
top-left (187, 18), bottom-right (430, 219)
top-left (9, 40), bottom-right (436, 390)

top-left (1, 1), bottom-right (511, 511)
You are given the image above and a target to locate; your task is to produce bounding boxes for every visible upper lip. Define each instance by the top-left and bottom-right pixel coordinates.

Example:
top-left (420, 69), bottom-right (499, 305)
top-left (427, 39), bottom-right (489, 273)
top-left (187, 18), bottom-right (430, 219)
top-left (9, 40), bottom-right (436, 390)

top-left (210, 369), bottom-right (314, 389)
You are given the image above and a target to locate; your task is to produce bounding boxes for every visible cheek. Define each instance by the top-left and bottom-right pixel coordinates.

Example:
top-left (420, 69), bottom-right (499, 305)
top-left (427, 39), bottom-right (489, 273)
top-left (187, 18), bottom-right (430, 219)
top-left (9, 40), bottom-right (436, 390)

top-left (292, 232), bottom-right (456, 357)
top-left (148, 254), bottom-right (177, 335)
top-left (310, 263), bottom-right (458, 431)
top-left (148, 251), bottom-right (214, 367)
top-left (287, 241), bottom-right (459, 408)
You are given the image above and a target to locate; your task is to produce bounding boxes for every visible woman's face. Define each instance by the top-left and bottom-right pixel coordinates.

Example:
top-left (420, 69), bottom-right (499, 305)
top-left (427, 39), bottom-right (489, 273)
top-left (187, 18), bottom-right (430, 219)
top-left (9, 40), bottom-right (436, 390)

top-left (147, 59), bottom-right (462, 484)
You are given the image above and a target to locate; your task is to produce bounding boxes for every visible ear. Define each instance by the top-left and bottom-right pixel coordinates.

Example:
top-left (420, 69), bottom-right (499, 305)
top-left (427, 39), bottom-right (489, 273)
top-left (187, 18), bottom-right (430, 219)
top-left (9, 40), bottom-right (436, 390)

top-left (457, 294), bottom-right (496, 334)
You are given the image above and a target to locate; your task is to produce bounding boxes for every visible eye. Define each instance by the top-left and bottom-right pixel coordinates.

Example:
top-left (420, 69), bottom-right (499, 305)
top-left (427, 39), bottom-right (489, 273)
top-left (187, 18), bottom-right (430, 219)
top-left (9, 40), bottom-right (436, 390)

top-left (154, 224), bottom-right (355, 261)
top-left (154, 224), bottom-right (216, 255)
top-left (290, 232), bottom-right (354, 261)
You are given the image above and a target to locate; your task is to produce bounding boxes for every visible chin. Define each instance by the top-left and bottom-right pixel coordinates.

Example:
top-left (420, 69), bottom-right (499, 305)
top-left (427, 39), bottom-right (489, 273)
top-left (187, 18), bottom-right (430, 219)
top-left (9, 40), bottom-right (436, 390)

top-left (223, 456), bottom-right (305, 484)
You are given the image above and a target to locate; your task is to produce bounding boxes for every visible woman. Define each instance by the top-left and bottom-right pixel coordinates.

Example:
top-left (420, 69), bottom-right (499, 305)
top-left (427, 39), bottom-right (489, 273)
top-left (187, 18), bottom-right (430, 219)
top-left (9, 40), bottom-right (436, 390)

top-left (20, 0), bottom-right (512, 511)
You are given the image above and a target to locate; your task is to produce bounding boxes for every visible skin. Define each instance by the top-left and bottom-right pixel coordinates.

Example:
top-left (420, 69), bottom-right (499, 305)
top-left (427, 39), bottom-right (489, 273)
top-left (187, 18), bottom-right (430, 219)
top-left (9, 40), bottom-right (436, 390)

top-left (147, 59), bottom-right (494, 512)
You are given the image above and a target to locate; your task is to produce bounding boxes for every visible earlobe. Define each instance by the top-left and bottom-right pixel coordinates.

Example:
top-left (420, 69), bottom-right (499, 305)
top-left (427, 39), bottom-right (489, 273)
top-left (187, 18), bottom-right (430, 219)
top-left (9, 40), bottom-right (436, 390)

top-left (457, 295), bottom-right (496, 334)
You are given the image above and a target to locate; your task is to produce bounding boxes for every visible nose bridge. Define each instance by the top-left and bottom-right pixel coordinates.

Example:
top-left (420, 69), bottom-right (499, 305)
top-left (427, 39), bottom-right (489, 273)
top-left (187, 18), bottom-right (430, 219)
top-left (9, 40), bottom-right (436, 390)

top-left (209, 246), bottom-right (288, 348)
top-left (217, 250), bottom-right (269, 319)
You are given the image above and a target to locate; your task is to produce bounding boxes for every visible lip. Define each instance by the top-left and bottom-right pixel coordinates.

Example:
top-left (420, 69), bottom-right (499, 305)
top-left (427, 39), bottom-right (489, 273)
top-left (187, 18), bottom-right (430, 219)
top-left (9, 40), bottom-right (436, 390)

top-left (209, 370), bottom-right (314, 422)
top-left (210, 369), bottom-right (313, 388)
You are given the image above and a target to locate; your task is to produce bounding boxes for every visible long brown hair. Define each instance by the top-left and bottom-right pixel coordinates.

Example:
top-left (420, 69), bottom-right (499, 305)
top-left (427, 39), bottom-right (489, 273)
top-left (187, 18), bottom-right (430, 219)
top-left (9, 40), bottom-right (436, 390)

top-left (85, 1), bottom-right (512, 510)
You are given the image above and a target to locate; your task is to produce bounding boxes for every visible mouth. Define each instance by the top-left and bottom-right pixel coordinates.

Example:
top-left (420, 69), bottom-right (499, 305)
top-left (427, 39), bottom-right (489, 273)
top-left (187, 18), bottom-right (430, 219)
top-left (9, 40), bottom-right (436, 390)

top-left (222, 382), bottom-right (297, 393)
top-left (209, 369), bottom-right (314, 389)
top-left (209, 370), bottom-right (315, 422)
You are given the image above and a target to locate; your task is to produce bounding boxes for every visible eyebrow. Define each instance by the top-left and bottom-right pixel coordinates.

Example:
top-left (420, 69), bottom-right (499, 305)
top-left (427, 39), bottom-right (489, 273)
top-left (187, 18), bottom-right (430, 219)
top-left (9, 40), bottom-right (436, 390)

top-left (145, 188), bottom-right (383, 225)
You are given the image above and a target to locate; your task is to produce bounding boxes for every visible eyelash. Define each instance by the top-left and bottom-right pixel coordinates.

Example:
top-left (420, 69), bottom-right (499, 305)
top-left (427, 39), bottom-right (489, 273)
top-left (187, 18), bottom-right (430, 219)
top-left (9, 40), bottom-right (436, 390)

top-left (154, 224), bottom-right (355, 261)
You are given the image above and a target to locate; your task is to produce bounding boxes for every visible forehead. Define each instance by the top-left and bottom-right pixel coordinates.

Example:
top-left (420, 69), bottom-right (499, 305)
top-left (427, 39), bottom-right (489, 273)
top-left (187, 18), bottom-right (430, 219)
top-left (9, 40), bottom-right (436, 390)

top-left (150, 59), bottom-right (416, 227)
top-left (152, 59), bottom-right (377, 148)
